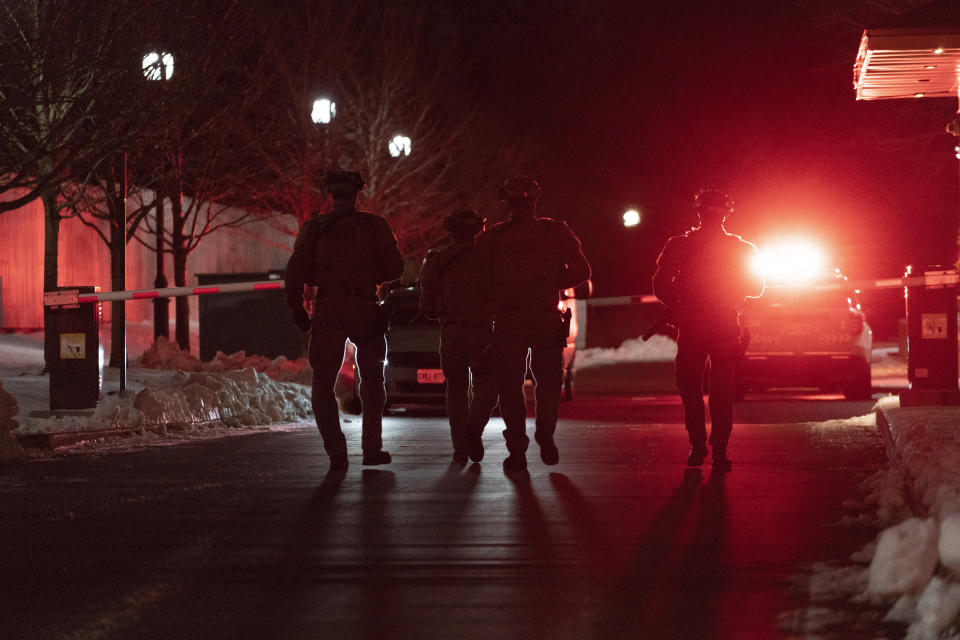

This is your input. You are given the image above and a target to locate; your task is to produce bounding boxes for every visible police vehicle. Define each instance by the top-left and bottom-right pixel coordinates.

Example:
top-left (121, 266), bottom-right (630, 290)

top-left (379, 285), bottom-right (583, 410)
top-left (735, 240), bottom-right (873, 400)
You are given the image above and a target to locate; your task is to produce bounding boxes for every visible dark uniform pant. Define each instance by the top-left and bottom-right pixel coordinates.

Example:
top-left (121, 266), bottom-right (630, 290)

top-left (308, 296), bottom-right (386, 457)
top-left (675, 320), bottom-right (740, 455)
top-left (492, 310), bottom-right (565, 456)
top-left (440, 324), bottom-right (498, 455)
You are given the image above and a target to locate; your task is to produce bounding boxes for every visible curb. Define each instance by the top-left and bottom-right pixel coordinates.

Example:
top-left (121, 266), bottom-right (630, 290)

top-left (16, 426), bottom-right (165, 451)
top-left (875, 404), bottom-right (926, 517)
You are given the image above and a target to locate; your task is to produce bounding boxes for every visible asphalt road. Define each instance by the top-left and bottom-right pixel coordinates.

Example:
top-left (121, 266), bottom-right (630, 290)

top-left (0, 388), bottom-right (888, 640)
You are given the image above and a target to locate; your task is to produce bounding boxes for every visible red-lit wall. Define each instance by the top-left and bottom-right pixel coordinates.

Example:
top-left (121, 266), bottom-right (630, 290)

top-left (0, 191), bottom-right (295, 328)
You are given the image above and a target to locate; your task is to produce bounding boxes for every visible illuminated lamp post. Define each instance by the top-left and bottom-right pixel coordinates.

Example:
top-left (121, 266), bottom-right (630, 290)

top-left (388, 134), bottom-right (412, 158)
top-left (311, 97), bottom-right (336, 188)
top-left (311, 97), bottom-right (336, 125)
top-left (142, 50), bottom-right (174, 341)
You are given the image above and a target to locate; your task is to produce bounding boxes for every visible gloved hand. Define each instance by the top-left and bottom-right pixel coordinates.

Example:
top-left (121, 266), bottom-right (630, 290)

top-left (292, 308), bottom-right (312, 332)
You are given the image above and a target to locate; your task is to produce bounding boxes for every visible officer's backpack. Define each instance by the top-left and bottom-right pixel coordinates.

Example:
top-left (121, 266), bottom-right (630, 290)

top-left (310, 211), bottom-right (377, 281)
top-left (493, 218), bottom-right (558, 293)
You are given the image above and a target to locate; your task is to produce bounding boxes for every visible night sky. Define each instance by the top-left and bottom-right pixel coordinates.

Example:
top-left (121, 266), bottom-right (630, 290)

top-left (449, 0), bottom-right (959, 337)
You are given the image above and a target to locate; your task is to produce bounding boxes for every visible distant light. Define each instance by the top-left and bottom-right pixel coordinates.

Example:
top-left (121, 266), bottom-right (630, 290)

top-left (142, 51), bottom-right (174, 81)
top-left (388, 135), bottom-right (411, 158)
top-left (752, 239), bottom-right (826, 284)
top-left (914, 93), bottom-right (925, 98)
top-left (622, 209), bottom-right (641, 227)
top-left (955, 145), bottom-right (960, 160)
top-left (311, 98), bottom-right (336, 124)
top-left (925, 65), bottom-right (937, 69)
top-left (934, 48), bottom-right (945, 54)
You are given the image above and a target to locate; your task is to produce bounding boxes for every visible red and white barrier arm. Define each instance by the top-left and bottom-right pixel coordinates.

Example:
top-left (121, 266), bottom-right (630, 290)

top-left (584, 272), bottom-right (959, 308)
top-left (43, 280), bottom-right (284, 306)
top-left (42, 272), bottom-right (957, 308)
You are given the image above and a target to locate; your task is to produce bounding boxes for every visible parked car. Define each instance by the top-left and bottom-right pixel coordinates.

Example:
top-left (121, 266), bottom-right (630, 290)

top-left (380, 284), bottom-right (586, 409)
top-left (735, 279), bottom-right (873, 400)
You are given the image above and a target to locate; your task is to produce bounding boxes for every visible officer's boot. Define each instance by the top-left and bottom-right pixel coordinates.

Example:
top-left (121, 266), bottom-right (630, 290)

top-left (466, 425), bottom-right (485, 463)
top-left (329, 453), bottom-right (348, 472)
top-left (536, 434), bottom-right (559, 466)
top-left (687, 441), bottom-right (708, 466)
top-left (711, 443), bottom-right (731, 472)
top-left (362, 450), bottom-right (392, 466)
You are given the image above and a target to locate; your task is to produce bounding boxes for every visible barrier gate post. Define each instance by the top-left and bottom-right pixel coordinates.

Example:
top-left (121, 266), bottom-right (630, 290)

top-left (902, 266), bottom-right (960, 406)
top-left (43, 287), bottom-right (103, 411)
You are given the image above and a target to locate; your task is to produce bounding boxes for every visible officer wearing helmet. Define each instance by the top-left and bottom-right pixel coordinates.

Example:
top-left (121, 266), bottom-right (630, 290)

top-left (419, 208), bottom-right (499, 464)
top-left (474, 175), bottom-right (591, 473)
top-left (285, 170), bottom-right (405, 472)
top-left (652, 188), bottom-right (763, 472)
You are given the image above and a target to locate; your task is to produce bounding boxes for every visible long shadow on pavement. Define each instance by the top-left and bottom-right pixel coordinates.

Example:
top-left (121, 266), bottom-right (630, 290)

top-left (585, 467), bottom-right (719, 639)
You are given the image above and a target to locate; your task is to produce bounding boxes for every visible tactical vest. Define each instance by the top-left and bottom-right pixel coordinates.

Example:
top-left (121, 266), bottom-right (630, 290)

top-left (440, 245), bottom-right (490, 325)
top-left (310, 211), bottom-right (379, 289)
top-left (671, 230), bottom-right (753, 312)
top-left (491, 218), bottom-right (560, 312)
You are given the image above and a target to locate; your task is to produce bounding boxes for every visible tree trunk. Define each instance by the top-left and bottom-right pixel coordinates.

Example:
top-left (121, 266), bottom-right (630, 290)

top-left (172, 245), bottom-right (189, 353)
top-left (41, 189), bottom-right (60, 292)
top-left (108, 203), bottom-right (126, 368)
top-left (171, 195), bottom-right (190, 352)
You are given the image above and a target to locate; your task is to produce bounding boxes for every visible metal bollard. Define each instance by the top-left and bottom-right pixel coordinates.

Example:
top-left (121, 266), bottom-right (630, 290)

top-left (43, 287), bottom-right (103, 411)
top-left (902, 267), bottom-right (960, 406)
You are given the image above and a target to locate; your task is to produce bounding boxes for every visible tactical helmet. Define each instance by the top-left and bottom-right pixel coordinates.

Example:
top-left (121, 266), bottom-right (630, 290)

top-left (324, 170), bottom-right (365, 195)
top-left (694, 188), bottom-right (734, 213)
top-left (442, 208), bottom-right (485, 235)
top-left (497, 175), bottom-right (541, 206)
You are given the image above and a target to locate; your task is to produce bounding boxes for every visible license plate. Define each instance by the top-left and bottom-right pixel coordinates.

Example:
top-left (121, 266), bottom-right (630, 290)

top-left (416, 369), bottom-right (445, 384)
top-left (782, 323), bottom-right (812, 336)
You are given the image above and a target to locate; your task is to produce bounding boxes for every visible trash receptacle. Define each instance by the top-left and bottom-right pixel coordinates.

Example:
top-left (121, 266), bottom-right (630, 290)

top-left (43, 287), bottom-right (103, 411)
top-left (197, 271), bottom-right (301, 362)
top-left (903, 267), bottom-right (960, 406)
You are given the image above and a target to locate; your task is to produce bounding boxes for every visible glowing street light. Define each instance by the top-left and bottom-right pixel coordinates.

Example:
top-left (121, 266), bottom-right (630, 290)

top-left (311, 98), bottom-right (336, 125)
top-left (142, 51), bottom-right (174, 81)
top-left (623, 209), bottom-right (641, 227)
top-left (142, 50), bottom-right (175, 340)
top-left (388, 134), bottom-right (412, 158)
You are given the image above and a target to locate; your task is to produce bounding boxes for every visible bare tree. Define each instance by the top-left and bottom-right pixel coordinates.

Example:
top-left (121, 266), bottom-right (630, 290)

top-left (121, 1), bottom-right (280, 352)
top-left (243, 0), bottom-right (531, 262)
top-left (60, 153), bottom-right (136, 367)
top-left (0, 0), bottom-right (149, 292)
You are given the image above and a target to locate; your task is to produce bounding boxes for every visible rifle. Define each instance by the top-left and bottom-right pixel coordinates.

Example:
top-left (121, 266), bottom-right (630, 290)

top-left (641, 309), bottom-right (675, 341)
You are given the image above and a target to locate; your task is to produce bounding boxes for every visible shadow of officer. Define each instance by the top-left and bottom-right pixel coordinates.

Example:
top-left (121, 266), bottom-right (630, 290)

top-left (285, 170), bottom-right (405, 472)
top-left (652, 189), bottom-right (763, 472)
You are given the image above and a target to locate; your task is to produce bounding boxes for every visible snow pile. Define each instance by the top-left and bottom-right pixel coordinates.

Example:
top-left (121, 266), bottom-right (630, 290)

top-left (14, 368), bottom-right (312, 436)
top-left (801, 397), bottom-right (960, 639)
top-left (575, 334), bottom-right (677, 368)
top-left (0, 380), bottom-right (25, 458)
top-left (139, 335), bottom-right (312, 384)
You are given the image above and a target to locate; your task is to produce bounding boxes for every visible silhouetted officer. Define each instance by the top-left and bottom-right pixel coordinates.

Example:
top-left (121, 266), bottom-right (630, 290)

top-left (475, 176), bottom-right (591, 473)
top-left (285, 170), bottom-right (405, 472)
top-left (419, 208), bottom-right (498, 464)
top-left (652, 189), bottom-right (763, 472)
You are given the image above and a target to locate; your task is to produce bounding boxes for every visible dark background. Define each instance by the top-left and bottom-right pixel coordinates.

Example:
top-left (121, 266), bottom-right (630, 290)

top-left (448, 0), bottom-right (959, 340)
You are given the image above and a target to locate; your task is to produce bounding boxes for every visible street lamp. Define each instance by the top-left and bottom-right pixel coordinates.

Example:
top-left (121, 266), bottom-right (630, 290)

top-left (143, 50), bottom-right (174, 340)
top-left (623, 208), bottom-right (641, 228)
top-left (142, 51), bottom-right (174, 82)
top-left (311, 98), bottom-right (336, 125)
top-left (388, 134), bottom-right (412, 158)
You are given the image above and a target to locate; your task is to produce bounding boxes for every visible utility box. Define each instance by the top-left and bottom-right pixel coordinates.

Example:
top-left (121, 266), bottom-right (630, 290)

top-left (197, 271), bottom-right (301, 362)
top-left (43, 286), bottom-right (103, 411)
top-left (903, 267), bottom-right (960, 406)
